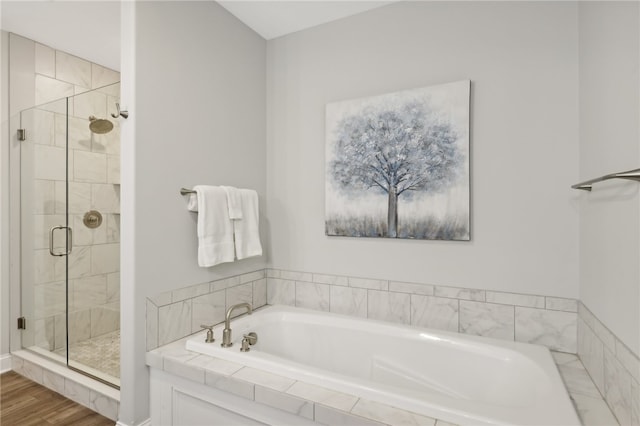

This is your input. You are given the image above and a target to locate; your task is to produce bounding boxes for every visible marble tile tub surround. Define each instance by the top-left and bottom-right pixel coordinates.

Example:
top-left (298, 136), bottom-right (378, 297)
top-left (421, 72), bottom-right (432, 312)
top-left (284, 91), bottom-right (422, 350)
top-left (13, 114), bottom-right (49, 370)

top-left (11, 350), bottom-right (119, 421)
top-left (554, 352), bottom-right (619, 425)
top-left (266, 269), bottom-right (578, 353)
top-left (148, 268), bottom-right (578, 354)
top-left (578, 303), bottom-right (640, 426)
top-left (147, 270), bottom-right (267, 350)
top-left (147, 334), bottom-right (615, 426)
top-left (149, 270), bottom-right (640, 424)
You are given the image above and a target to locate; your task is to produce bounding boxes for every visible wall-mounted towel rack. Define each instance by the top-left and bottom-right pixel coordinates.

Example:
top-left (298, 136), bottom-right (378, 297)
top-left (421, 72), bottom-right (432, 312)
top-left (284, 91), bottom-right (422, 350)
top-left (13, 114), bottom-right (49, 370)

top-left (571, 168), bottom-right (640, 191)
top-left (180, 188), bottom-right (196, 195)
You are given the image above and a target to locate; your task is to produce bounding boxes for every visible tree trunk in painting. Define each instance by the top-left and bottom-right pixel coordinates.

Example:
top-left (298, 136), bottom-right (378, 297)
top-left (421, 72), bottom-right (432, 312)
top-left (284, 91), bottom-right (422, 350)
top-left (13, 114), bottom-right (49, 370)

top-left (387, 186), bottom-right (398, 238)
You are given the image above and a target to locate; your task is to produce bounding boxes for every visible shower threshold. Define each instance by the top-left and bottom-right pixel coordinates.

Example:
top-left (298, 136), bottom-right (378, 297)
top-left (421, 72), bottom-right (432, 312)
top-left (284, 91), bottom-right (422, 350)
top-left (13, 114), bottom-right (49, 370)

top-left (11, 349), bottom-right (120, 421)
top-left (39, 330), bottom-right (121, 388)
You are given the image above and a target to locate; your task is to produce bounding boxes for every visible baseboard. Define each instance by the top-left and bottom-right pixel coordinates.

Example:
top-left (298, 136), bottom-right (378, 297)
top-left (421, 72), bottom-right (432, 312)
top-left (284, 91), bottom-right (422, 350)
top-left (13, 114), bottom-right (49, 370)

top-left (0, 353), bottom-right (11, 373)
top-left (116, 419), bottom-right (151, 426)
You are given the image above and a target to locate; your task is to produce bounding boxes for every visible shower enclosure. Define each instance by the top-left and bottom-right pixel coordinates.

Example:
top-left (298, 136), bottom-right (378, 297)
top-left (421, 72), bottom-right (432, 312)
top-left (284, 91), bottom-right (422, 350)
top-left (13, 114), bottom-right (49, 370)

top-left (17, 83), bottom-right (121, 387)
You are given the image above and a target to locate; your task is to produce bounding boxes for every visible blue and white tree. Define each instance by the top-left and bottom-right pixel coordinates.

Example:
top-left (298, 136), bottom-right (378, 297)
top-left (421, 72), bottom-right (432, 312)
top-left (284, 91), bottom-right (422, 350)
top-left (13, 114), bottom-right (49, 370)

top-left (329, 99), bottom-right (463, 238)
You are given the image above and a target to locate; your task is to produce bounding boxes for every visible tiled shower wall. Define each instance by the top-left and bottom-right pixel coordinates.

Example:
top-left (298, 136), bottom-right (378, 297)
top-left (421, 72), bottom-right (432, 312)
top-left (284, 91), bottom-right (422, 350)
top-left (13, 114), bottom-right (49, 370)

top-left (17, 35), bottom-right (121, 351)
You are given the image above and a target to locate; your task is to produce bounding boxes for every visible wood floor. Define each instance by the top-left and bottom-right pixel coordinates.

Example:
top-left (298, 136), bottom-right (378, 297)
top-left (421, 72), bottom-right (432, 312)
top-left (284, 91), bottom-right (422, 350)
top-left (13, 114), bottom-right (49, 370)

top-left (1, 371), bottom-right (114, 426)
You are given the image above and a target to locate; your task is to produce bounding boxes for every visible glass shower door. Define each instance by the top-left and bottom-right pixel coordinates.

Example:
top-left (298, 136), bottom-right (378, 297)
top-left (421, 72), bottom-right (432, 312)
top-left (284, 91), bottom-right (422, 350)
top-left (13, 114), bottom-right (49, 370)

top-left (19, 97), bottom-right (70, 360)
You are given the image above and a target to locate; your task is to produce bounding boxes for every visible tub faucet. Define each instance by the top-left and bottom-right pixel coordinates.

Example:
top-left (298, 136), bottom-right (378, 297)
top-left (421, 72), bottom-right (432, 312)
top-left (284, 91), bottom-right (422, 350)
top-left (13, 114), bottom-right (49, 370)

top-left (221, 303), bottom-right (252, 348)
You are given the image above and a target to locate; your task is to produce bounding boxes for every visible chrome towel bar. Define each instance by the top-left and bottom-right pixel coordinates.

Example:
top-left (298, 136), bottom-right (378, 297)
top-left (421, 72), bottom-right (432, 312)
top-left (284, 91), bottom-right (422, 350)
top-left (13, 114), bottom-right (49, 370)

top-left (572, 168), bottom-right (640, 191)
top-left (180, 188), bottom-right (196, 195)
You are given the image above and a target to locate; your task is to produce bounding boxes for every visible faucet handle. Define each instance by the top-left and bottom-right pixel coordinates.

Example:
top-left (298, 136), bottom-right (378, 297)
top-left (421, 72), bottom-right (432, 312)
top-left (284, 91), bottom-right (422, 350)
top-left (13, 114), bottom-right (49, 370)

top-left (240, 332), bottom-right (258, 352)
top-left (243, 332), bottom-right (258, 345)
top-left (200, 324), bottom-right (215, 343)
top-left (240, 337), bottom-right (251, 352)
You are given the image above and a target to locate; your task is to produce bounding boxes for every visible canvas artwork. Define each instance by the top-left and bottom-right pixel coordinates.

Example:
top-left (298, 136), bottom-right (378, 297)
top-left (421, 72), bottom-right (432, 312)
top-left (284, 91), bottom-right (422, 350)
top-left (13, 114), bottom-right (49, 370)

top-left (325, 80), bottom-right (470, 240)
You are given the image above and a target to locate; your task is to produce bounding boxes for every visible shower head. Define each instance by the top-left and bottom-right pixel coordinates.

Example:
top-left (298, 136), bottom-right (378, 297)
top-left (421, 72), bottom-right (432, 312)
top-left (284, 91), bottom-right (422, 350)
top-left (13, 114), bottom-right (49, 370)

top-left (89, 116), bottom-right (114, 134)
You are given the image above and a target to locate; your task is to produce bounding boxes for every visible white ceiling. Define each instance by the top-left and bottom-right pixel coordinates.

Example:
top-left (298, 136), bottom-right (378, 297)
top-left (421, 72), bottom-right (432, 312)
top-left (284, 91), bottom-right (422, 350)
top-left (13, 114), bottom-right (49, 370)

top-left (0, 1), bottom-right (393, 72)
top-left (218, 1), bottom-right (394, 40)
top-left (0, 1), bottom-right (121, 71)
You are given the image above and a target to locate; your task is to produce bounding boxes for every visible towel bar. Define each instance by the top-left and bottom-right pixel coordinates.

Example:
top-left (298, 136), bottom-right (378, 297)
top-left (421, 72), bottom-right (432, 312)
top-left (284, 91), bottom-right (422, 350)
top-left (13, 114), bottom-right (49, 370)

top-left (571, 168), bottom-right (640, 191)
top-left (180, 188), bottom-right (196, 195)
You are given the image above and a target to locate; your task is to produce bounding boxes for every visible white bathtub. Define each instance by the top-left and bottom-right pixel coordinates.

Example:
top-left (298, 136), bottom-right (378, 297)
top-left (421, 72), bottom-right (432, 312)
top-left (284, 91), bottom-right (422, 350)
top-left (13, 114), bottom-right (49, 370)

top-left (186, 305), bottom-right (580, 426)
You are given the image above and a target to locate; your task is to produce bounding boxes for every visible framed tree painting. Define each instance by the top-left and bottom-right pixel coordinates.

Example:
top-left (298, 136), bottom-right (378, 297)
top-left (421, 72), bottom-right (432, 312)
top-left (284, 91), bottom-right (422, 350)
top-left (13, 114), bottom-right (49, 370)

top-left (325, 80), bottom-right (470, 240)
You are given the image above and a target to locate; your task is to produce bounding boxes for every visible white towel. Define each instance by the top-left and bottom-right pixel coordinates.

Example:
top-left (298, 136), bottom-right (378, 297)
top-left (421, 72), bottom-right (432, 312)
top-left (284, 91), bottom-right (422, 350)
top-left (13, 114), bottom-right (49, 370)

top-left (193, 185), bottom-right (235, 267)
top-left (187, 193), bottom-right (198, 212)
top-left (233, 189), bottom-right (262, 260)
top-left (220, 186), bottom-right (243, 220)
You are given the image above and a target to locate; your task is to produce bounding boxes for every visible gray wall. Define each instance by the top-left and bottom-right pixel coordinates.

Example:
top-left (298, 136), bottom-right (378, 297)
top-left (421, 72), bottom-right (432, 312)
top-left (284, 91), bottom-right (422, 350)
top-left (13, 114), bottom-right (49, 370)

top-left (266, 1), bottom-right (580, 299)
top-left (119, 2), bottom-right (266, 424)
top-left (578, 2), bottom-right (639, 355)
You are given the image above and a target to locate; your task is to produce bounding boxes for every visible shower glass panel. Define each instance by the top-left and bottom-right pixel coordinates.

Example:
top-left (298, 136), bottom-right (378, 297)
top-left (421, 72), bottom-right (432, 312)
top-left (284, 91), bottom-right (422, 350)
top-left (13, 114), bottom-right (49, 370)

top-left (19, 97), bottom-right (69, 364)
top-left (19, 83), bottom-right (121, 387)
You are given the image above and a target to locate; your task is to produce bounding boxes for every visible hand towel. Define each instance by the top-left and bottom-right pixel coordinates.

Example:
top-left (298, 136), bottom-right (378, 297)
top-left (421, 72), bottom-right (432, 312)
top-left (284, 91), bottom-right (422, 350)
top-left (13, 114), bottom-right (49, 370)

top-left (187, 193), bottom-right (198, 212)
top-left (193, 185), bottom-right (235, 267)
top-left (220, 186), bottom-right (243, 220)
top-left (234, 189), bottom-right (262, 260)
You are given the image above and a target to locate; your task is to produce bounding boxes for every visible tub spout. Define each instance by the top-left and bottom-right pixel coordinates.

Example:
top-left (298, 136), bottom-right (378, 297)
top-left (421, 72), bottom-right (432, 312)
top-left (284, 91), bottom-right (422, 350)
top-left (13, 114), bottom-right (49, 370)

top-left (221, 303), bottom-right (252, 348)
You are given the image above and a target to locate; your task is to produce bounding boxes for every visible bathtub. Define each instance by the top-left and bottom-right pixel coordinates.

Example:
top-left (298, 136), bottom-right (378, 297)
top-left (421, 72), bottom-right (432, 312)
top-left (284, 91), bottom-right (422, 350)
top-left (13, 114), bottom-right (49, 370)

top-left (185, 305), bottom-right (580, 426)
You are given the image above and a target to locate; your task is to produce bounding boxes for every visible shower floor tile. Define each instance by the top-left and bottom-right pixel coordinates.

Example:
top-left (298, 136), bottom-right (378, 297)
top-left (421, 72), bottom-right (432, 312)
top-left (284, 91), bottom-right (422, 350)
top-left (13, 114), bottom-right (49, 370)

top-left (55, 330), bottom-right (120, 379)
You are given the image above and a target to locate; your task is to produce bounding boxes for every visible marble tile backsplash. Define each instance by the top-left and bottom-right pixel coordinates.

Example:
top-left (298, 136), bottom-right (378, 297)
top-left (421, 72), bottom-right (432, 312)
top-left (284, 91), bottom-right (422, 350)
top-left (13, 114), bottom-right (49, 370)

top-left (147, 270), bottom-right (268, 350)
top-left (266, 268), bottom-right (578, 353)
top-left (578, 303), bottom-right (639, 426)
top-left (150, 268), bottom-right (580, 354)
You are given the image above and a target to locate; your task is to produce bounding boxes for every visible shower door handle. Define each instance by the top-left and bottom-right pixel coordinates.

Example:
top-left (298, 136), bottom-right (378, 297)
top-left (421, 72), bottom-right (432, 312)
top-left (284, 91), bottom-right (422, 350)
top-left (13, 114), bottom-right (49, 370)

top-left (49, 226), bottom-right (73, 256)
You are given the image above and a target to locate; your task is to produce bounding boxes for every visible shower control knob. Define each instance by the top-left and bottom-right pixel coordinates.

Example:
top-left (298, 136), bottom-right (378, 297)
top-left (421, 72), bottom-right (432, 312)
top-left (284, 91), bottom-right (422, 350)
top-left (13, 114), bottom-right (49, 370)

top-left (83, 210), bottom-right (103, 229)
